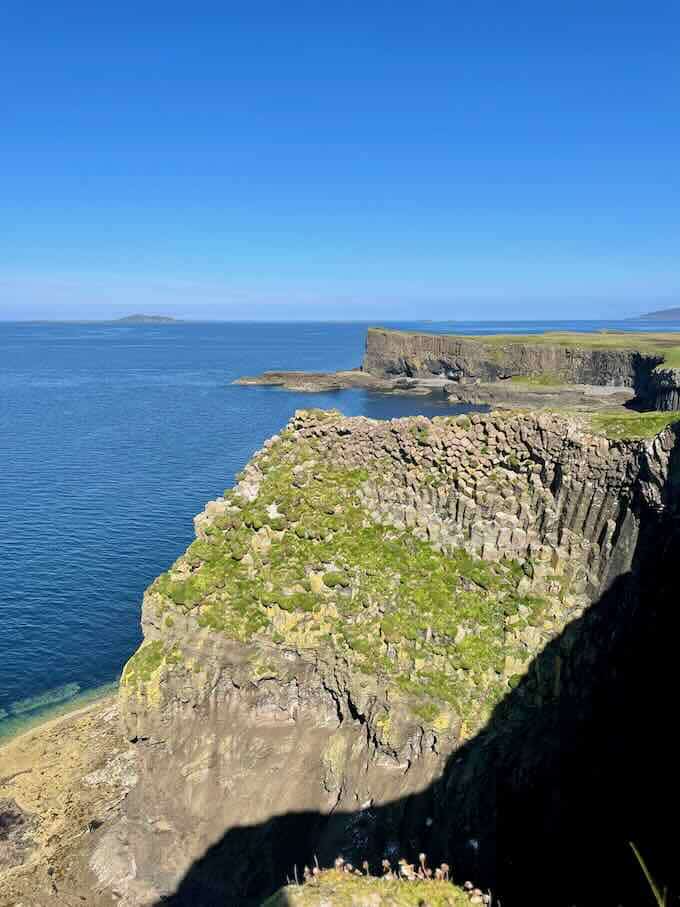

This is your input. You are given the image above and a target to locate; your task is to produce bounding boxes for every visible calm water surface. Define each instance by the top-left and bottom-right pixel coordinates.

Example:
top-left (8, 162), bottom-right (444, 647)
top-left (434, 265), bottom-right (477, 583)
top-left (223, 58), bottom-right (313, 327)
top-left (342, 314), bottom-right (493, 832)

top-left (2, 319), bottom-right (678, 738)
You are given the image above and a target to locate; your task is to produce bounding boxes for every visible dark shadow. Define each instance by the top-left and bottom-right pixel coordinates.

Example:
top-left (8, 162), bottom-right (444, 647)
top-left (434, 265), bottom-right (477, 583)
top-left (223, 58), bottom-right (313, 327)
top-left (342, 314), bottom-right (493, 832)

top-left (158, 455), bottom-right (680, 906)
top-left (632, 352), bottom-right (666, 409)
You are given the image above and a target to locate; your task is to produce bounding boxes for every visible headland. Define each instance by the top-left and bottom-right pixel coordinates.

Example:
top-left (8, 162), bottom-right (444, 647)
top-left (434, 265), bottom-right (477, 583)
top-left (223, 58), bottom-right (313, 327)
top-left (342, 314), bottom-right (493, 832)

top-left (3, 326), bottom-right (680, 905)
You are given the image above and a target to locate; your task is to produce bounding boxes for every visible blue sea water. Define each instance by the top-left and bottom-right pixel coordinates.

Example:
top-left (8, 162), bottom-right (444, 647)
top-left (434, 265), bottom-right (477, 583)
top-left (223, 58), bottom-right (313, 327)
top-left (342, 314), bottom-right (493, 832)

top-left (2, 318), bottom-right (678, 740)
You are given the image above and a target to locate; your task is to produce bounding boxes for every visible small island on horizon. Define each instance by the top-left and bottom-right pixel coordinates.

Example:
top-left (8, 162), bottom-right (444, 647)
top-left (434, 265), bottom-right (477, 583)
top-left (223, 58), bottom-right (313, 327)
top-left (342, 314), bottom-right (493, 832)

top-left (116, 314), bottom-right (179, 324)
top-left (17, 313), bottom-right (182, 325)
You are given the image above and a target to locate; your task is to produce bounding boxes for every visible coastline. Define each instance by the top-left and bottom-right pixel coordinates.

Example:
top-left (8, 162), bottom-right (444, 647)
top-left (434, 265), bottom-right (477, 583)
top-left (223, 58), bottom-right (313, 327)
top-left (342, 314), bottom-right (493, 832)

top-left (0, 692), bottom-right (130, 907)
top-left (0, 680), bottom-right (119, 748)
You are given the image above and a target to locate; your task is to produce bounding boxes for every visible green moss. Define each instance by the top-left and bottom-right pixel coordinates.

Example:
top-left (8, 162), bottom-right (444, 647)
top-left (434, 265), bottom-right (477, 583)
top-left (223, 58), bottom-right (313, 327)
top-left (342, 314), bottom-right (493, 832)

top-left (145, 427), bottom-right (559, 732)
top-left (300, 408), bottom-right (342, 421)
top-left (587, 410), bottom-right (680, 440)
top-left (121, 640), bottom-right (182, 690)
top-left (409, 423), bottom-right (432, 445)
top-left (323, 570), bottom-right (350, 588)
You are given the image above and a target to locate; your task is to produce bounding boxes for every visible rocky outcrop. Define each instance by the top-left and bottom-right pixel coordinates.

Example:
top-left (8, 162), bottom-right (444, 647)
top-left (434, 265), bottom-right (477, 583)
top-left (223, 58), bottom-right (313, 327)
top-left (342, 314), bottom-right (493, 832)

top-left (93, 408), bottom-right (680, 905)
top-left (648, 367), bottom-right (680, 410)
top-left (362, 328), bottom-right (680, 409)
top-left (363, 328), bottom-right (656, 386)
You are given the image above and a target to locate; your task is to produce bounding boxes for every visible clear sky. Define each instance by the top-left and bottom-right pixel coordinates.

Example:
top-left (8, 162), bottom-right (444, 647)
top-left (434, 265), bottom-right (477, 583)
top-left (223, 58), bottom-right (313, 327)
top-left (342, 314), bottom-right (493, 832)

top-left (1, 1), bottom-right (678, 321)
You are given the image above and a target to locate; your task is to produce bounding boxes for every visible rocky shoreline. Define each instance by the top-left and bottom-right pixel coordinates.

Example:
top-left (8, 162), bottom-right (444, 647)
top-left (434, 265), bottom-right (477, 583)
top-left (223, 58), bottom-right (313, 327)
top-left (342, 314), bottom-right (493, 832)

top-left (0, 696), bottom-right (134, 907)
top-left (235, 327), bottom-right (680, 413)
top-left (235, 367), bottom-right (636, 411)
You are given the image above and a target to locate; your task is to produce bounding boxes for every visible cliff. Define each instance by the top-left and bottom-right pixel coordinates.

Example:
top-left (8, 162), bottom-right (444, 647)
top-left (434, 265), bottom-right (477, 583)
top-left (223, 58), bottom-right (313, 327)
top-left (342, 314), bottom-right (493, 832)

top-left (90, 407), bottom-right (680, 905)
top-left (363, 327), bottom-right (680, 410)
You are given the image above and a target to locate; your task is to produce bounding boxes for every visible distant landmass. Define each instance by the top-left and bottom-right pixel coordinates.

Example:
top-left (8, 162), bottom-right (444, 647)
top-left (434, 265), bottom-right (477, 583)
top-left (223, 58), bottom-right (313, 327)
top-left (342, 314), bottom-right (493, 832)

top-left (636, 306), bottom-right (680, 320)
top-left (116, 314), bottom-right (179, 324)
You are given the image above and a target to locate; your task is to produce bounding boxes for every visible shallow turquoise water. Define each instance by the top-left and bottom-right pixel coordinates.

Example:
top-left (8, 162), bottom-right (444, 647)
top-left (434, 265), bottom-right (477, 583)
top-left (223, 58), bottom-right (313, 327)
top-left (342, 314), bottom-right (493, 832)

top-left (2, 318), bottom-right (677, 739)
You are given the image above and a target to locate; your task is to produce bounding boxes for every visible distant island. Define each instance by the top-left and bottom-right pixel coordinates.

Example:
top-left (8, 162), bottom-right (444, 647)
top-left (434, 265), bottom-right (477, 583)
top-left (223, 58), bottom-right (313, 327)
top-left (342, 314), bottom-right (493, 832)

top-left (635, 306), bottom-right (680, 320)
top-left (116, 314), bottom-right (179, 324)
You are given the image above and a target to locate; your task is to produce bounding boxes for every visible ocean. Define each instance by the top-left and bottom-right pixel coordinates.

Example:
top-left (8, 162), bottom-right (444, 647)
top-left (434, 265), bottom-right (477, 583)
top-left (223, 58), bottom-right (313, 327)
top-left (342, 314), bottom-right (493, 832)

top-left (2, 318), bottom-right (677, 740)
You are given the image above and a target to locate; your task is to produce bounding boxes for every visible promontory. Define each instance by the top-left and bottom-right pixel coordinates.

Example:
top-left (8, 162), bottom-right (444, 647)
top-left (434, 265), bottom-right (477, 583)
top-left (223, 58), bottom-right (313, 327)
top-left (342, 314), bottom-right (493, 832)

top-left (2, 327), bottom-right (679, 906)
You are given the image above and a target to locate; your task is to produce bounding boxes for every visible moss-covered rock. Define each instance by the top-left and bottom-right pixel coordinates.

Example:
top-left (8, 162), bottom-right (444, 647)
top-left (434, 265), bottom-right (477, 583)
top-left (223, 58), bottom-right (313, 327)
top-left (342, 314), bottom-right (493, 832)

top-left (264, 870), bottom-right (469, 906)
top-left (131, 418), bottom-right (560, 734)
top-left (113, 407), bottom-right (676, 903)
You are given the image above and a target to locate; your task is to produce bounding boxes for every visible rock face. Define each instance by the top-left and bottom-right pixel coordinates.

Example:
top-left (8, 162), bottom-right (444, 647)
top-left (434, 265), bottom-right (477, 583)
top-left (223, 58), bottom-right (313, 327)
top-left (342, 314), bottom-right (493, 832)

top-left (362, 328), bottom-right (657, 386)
top-left (648, 367), bottom-right (680, 410)
top-left (102, 409), bottom-right (680, 905)
top-left (362, 327), bottom-right (680, 409)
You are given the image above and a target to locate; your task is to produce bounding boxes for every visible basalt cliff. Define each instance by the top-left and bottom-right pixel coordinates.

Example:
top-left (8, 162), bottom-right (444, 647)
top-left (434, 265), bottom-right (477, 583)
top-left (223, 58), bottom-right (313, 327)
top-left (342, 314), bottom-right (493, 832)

top-left (86, 406), bottom-right (680, 906)
top-left (363, 327), bottom-right (680, 410)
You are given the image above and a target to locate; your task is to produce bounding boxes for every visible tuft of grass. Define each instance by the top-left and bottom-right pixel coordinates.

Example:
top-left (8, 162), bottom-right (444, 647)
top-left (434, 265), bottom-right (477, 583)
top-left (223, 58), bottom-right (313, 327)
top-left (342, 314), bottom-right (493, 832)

top-left (630, 842), bottom-right (668, 907)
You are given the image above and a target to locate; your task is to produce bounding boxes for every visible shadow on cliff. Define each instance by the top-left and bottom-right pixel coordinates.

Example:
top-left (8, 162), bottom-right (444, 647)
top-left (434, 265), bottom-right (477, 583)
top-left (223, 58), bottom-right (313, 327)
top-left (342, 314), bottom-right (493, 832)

top-left (159, 499), bottom-right (680, 906)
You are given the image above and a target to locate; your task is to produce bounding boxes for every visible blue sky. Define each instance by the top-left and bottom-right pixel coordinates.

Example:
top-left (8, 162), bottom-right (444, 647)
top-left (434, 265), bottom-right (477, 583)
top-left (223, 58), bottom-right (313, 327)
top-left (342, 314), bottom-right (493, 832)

top-left (1, 1), bottom-right (679, 320)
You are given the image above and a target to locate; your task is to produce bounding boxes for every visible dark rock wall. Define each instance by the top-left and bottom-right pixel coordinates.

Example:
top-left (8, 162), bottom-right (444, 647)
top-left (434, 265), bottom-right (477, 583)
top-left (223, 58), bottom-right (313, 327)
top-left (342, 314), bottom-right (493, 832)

top-left (363, 328), bottom-right (679, 409)
top-left (649, 367), bottom-right (680, 410)
top-left (362, 328), bottom-right (648, 385)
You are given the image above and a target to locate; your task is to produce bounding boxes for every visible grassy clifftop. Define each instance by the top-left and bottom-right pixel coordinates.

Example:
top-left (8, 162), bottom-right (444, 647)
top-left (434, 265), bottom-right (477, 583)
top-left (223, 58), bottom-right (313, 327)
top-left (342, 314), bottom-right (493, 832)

top-left (370, 327), bottom-right (680, 368)
top-left (122, 410), bottom-right (550, 736)
top-left (586, 410), bottom-right (680, 440)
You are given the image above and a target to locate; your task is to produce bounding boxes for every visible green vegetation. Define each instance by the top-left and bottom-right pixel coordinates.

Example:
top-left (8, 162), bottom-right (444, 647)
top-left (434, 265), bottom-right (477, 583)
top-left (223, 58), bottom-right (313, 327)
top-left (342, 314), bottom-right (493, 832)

top-left (587, 411), bottom-right (680, 440)
top-left (630, 843), bottom-right (668, 906)
top-left (372, 326), bottom-right (680, 368)
top-left (143, 422), bottom-right (555, 732)
top-left (410, 424), bottom-right (431, 445)
top-left (508, 371), bottom-right (565, 387)
top-left (263, 869), bottom-right (469, 907)
top-left (121, 640), bottom-right (182, 690)
top-left (323, 570), bottom-right (350, 588)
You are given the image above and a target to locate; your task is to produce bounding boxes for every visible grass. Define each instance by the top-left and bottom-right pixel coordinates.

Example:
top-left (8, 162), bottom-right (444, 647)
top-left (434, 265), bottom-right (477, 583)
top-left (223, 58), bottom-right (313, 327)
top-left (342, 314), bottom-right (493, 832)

top-left (508, 372), bottom-right (565, 387)
top-left (587, 411), bottom-right (680, 440)
top-left (630, 843), bottom-right (668, 906)
top-left (369, 327), bottom-right (680, 369)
